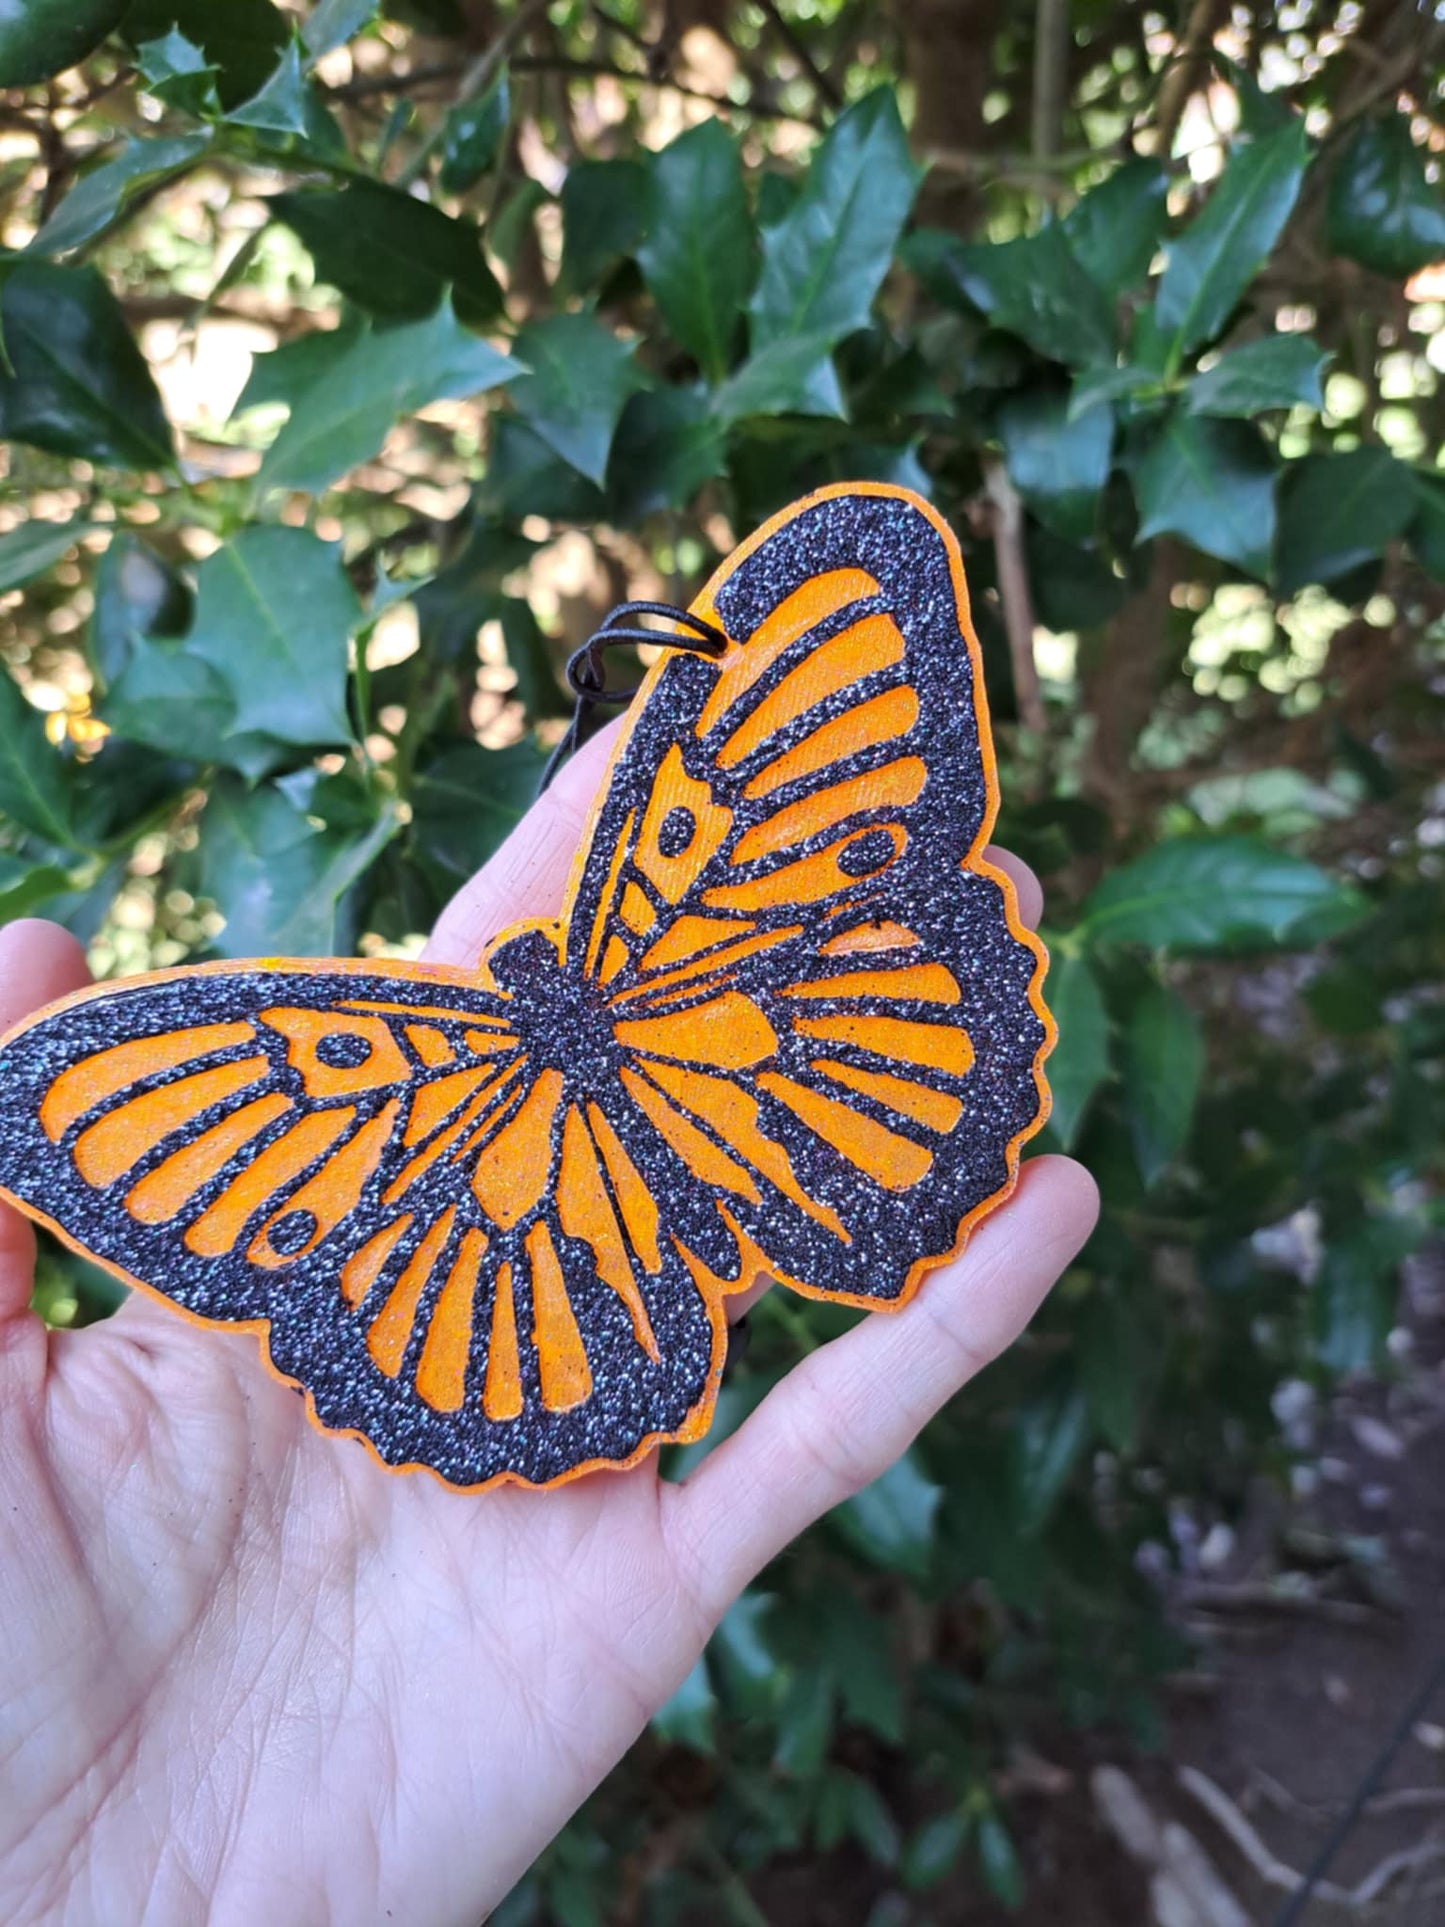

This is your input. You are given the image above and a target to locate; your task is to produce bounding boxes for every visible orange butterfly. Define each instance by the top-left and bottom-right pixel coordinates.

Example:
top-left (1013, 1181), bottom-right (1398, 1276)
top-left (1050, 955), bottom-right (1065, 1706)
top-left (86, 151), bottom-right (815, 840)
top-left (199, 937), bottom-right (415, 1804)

top-left (0, 485), bottom-right (1053, 1489)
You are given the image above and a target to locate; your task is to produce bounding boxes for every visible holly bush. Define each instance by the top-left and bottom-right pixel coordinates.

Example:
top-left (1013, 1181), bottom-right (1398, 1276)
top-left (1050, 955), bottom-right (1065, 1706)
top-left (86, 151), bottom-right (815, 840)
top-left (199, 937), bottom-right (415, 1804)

top-left (2, 2), bottom-right (1443, 1918)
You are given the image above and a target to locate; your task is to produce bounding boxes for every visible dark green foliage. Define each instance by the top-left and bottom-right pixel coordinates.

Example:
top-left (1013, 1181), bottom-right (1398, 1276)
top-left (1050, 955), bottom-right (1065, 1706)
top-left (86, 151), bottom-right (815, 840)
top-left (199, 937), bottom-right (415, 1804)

top-left (3, 5), bottom-right (1443, 1916)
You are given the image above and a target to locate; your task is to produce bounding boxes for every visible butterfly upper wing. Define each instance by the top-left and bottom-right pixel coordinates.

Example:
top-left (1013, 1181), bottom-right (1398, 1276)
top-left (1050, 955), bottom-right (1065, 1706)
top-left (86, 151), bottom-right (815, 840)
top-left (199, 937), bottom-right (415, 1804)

top-left (0, 961), bottom-right (722, 1486)
top-left (555, 484), bottom-right (1051, 1308)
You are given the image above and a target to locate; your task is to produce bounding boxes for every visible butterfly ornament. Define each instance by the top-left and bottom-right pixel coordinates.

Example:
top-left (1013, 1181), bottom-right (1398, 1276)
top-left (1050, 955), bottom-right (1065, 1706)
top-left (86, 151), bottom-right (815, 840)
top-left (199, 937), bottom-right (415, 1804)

top-left (0, 485), bottom-right (1054, 1490)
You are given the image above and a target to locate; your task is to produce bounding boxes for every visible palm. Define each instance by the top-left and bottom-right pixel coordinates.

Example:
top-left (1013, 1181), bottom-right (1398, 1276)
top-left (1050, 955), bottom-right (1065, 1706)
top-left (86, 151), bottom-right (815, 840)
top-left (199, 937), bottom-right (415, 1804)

top-left (0, 738), bottom-right (1096, 1925)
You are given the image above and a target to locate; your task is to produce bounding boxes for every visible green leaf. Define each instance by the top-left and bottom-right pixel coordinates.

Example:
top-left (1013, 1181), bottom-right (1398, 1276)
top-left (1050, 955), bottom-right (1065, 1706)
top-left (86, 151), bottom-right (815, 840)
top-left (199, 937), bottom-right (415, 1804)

top-left (257, 300), bottom-right (518, 495)
top-left (0, 0), bottom-right (126, 85)
top-left (1079, 835), bottom-right (1364, 950)
top-left (1274, 446), bottom-right (1416, 596)
top-left (1079, 1292), bottom-right (1144, 1454)
top-left (712, 332), bottom-right (845, 425)
top-left (831, 1449), bottom-right (942, 1579)
top-left (1327, 116), bottom-right (1445, 279)
top-left (1043, 950), bottom-right (1109, 1149)
top-left (197, 772), bottom-right (399, 957)
top-left (123, 0), bottom-right (289, 108)
top-left (1132, 411), bottom-right (1276, 579)
top-left (1068, 363), bottom-right (1166, 420)
top-left (1012, 1378), bottom-right (1089, 1532)
top-left (410, 740), bottom-right (547, 892)
top-left (185, 527), bottom-right (358, 749)
top-left (508, 312), bottom-right (645, 486)
top-left (0, 517), bottom-right (93, 593)
top-left (773, 1665), bottom-right (833, 1778)
top-left (1063, 159), bottom-right (1169, 297)
top-left (1314, 1214), bottom-right (1415, 1374)
top-left (0, 855), bottom-right (73, 923)
top-left (437, 73), bottom-right (509, 194)
top-left (1156, 122), bottom-right (1309, 358)
top-left (0, 670), bottom-right (76, 847)
top-left (234, 315), bottom-right (365, 414)
top-left (271, 180), bottom-right (503, 325)
top-left (101, 634), bottom-right (238, 765)
top-left (637, 120), bottom-right (752, 382)
top-left (1406, 470), bottom-right (1445, 578)
top-left (843, 1775), bottom-right (902, 1869)
top-left (710, 1592), bottom-right (777, 1713)
top-left (302, 0), bottom-right (378, 58)
top-left (558, 158), bottom-right (647, 296)
top-left (607, 385), bottom-right (726, 519)
top-left (916, 221), bottom-right (1116, 368)
top-left (32, 133), bottom-right (212, 256)
top-left (134, 29), bottom-right (220, 116)
top-left (649, 1656), bottom-right (715, 1753)
top-left (750, 89), bottom-right (919, 352)
top-left (997, 386), bottom-right (1113, 545)
top-left (1185, 334), bottom-right (1329, 417)
top-left (902, 1810), bottom-right (971, 1891)
top-left (1121, 981), bottom-right (1204, 1185)
top-left (0, 260), bottom-right (174, 470)
top-left (229, 37), bottom-right (313, 136)
top-left (976, 1811), bottom-right (1025, 1910)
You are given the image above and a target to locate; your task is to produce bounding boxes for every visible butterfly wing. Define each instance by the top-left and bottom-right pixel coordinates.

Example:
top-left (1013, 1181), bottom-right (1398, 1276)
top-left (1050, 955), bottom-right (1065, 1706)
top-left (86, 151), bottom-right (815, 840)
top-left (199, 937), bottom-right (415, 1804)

top-left (550, 482), bottom-right (1052, 1309)
top-left (0, 960), bottom-right (722, 1486)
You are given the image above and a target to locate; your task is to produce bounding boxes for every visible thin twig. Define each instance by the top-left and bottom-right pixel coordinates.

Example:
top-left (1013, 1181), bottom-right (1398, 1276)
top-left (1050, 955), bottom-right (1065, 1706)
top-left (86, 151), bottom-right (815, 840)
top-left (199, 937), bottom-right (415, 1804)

top-left (1031, 0), bottom-right (1069, 161)
top-left (980, 457), bottom-right (1046, 735)
top-left (754, 0), bottom-right (841, 108)
top-left (1152, 0), bottom-right (1229, 156)
top-left (396, 0), bottom-right (551, 191)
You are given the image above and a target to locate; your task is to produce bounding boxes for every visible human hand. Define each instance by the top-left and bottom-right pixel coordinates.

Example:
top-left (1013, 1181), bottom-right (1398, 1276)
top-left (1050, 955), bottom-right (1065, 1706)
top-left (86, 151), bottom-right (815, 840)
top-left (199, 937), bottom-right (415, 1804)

top-left (0, 728), bottom-right (1097, 1926)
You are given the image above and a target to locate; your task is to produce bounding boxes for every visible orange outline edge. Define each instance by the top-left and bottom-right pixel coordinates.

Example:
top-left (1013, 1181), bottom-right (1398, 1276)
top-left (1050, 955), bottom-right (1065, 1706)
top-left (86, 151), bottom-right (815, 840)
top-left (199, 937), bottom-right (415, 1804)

top-left (0, 482), bottom-right (1054, 1495)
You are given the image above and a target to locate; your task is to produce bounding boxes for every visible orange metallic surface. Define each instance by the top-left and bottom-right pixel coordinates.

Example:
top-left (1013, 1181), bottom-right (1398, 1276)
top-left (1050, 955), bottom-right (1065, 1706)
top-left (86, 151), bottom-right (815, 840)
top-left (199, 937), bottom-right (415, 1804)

top-left (634, 743), bottom-right (734, 904)
top-left (527, 1219), bottom-right (593, 1412)
top-left (812, 1058), bottom-right (965, 1134)
top-left (793, 1011), bottom-right (974, 1077)
top-left (744, 684), bottom-right (918, 800)
top-left (586, 1100), bottom-right (662, 1272)
top-left (731, 757), bottom-right (927, 865)
top-left (74, 1056), bottom-right (270, 1187)
top-left (614, 990), bottom-right (778, 1070)
top-left (185, 1109), bottom-right (356, 1258)
top-left (482, 1260), bottom-right (523, 1421)
top-left (341, 1213), bottom-right (414, 1309)
top-left (557, 1105), bottom-right (659, 1357)
top-left (783, 962), bottom-right (960, 1005)
top-left (818, 921), bottom-right (920, 956)
top-left (716, 613), bottom-right (906, 771)
top-left (258, 1008), bottom-right (412, 1098)
top-left (696, 567), bottom-right (881, 737)
top-left (248, 1099), bottom-right (401, 1268)
top-left (416, 1226), bottom-right (488, 1413)
top-left (368, 1207), bottom-right (457, 1377)
top-left (640, 1060), bottom-right (849, 1239)
top-left (703, 824), bottom-right (907, 912)
top-left (756, 1072), bottom-right (935, 1190)
top-left (127, 1092), bottom-right (294, 1224)
top-left (41, 1022), bottom-right (254, 1141)
top-left (469, 1067), bottom-right (562, 1229)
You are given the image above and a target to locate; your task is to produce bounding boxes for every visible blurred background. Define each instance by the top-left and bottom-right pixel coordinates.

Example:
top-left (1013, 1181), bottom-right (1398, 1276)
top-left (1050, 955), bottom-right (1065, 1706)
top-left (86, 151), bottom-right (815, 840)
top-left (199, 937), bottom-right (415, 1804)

top-left (1, 1), bottom-right (1443, 1920)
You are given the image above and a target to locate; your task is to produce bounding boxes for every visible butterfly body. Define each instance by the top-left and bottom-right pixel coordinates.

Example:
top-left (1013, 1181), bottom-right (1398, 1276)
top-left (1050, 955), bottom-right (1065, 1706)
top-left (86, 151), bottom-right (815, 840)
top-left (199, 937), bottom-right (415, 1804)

top-left (0, 485), bottom-right (1053, 1489)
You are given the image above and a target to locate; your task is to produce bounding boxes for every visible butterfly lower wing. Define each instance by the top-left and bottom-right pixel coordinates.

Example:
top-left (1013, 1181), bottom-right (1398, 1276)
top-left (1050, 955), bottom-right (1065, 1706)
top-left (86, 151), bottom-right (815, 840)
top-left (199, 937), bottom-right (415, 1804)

top-left (552, 484), bottom-right (1051, 1307)
top-left (0, 962), bottom-right (724, 1485)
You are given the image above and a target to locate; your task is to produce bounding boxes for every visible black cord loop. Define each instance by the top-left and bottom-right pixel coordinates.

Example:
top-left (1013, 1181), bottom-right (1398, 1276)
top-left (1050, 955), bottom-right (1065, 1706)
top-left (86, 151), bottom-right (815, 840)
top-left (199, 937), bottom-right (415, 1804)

top-left (537, 600), bottom-right (729, 794)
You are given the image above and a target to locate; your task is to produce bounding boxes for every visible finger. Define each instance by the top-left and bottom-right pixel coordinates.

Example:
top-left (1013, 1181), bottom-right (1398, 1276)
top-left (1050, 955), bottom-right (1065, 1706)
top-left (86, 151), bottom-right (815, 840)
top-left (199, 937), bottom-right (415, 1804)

top-left (982, 845), bottom-right (1042, 930)
top-left (0, 920), bottom-right (92, 1323)
top-left (669, 1156), bottom-right (1098, 1619)
top-left (424, 720), bottom-right (624, 969)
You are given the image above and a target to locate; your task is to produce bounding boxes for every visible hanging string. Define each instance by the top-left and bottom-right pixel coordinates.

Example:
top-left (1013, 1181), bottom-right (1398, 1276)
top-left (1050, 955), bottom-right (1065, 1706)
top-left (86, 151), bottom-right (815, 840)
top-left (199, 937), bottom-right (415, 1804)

top-left (536, 601), bottom-right (729, 795)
